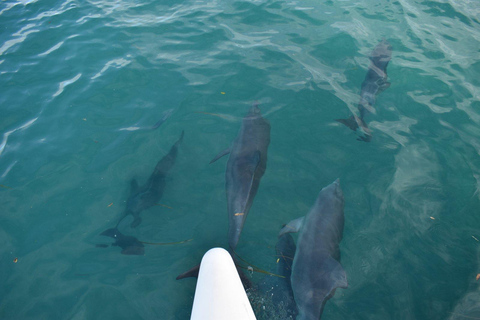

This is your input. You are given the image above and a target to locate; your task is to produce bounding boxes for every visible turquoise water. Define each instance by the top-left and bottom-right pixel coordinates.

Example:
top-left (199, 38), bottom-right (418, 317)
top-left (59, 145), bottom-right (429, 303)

top-left (1, 0), bottom-right (480, 319)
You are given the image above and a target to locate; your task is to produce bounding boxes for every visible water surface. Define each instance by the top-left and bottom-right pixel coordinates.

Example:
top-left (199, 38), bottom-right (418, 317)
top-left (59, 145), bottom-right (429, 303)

top-left (1, 0), bottom-right (480, 319)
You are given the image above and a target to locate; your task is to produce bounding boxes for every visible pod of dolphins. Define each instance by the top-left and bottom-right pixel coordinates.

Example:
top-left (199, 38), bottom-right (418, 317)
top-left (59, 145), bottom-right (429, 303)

top-left (97, 40), bottom-right (392, 319)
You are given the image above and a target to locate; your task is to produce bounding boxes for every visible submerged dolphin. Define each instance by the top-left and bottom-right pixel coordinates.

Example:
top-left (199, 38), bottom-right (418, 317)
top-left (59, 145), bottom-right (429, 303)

top-left (280, 179), bottom-right (347, 319)
top-left (122, 130), bottom-right (184, 228)
top-left (176, 104), bottom-right (269, 286)
top-left (100, 131), bottom-right (184, 254)
top-left (211, 103), bottom-right (270, 250)
top-left (337, 40), bottom-right (392, 142)
top-left (255, 232), bottom-right (298, 319)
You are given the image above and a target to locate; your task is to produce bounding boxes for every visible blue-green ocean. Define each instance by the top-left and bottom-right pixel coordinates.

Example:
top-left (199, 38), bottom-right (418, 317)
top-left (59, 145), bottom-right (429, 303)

top-left (1, 0), bottom-right (480, 319)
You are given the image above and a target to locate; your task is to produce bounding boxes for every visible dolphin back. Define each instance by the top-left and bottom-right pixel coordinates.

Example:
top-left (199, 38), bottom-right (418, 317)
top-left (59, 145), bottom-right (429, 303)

top-left (226, 106), bottom-right (270, 250)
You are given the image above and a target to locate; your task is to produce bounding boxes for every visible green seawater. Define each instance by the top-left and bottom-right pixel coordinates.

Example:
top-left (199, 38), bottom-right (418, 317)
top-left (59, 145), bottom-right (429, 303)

top-left (1, 0), bottom-right (480, 319)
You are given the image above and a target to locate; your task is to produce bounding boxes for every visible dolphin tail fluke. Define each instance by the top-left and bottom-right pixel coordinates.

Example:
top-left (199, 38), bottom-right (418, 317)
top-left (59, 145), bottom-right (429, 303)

top-left (130, 217), bottom-right (142, 228)
top-left (336, 116), bottom-right (359, 131)
top-left (176, 264), bottom-right (200, 280)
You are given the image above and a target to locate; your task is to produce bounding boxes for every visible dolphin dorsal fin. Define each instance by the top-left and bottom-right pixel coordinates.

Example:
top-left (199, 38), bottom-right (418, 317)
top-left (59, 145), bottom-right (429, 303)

top-left (279, 216), bottom-right (305, 236)
top-left (210, 147), bottom-right (231, 164)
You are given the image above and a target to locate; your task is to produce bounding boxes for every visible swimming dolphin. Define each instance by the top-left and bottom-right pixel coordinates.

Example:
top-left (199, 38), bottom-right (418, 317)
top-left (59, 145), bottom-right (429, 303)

top-left (255, 232), bottom-right (298, 319)
top-left (280, 179), bottom-right (347, 319)
top-left (210, 103), bottom-right (270, 251)
top-left (100, 131), bottom-right (184, 254)
top-left (176, 104), bottom-right (269, 286)
top-left (122, 130), bottom-right (184, 228)
top-left (337, 40), bottom-right (392, 142)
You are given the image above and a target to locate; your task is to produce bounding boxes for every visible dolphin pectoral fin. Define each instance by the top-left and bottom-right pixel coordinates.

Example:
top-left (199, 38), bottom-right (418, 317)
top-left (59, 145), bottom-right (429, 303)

top-left (381, 81), bottom-right (391, 91)
top-left (210, 147), bottom-right (231, 164)
top-left (357, 134), bottom-right (372, 142)
top-left (279, 217), bottom-right (305, 236)
top-left (176, 264), bottom-right (200, 280)
top-left (336, 116), bottom-right (359, 131)
top-left (357, 120), bottom-right (372, 142)
top-left (130, 179), bottom-right (139, 194)
top-left (322, 255), bottom-right (348, 297)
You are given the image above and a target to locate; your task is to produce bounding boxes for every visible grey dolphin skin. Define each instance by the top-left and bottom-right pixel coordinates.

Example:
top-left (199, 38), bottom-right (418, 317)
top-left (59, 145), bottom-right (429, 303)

top-left (99, 131), bottom-right (184, 255)
top-left (337, 40), bottom-right (392, 142)
top-left (255, 232), bottom-right (298, 319)
top-left (280, 179), bottom-right (347, 320)
top-left (211, 103), bottom-right (271, 251)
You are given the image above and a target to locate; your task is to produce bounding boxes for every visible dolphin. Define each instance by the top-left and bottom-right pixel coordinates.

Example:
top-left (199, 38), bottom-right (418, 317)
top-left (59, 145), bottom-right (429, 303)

top-left (255, 232), bottom-right (298, 319)
top-left (210, 103), bottom-right (270, 251)
top-left (337, 40), bottom-right (392, 142)
top-left (176, 104), bottom-right (269, 286)
top-left (279, 179), bottom-right (347, 320)
top-left (100, 131), bottom-right (184, 254)
top-left (122, 130), bottom-right (184, 228)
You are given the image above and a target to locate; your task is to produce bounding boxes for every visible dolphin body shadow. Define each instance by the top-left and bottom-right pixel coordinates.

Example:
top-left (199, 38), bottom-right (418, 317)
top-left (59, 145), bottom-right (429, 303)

top-left (280, 179), bottom-right (347, 320)
top-left (99, 131), bottom-right (184, 255)
top-left (337, 40), bottom-right (392, 142)
top-left (210, 103), bottom-right (271, 251)
top-left (98, 228), bottom-right (145, 255)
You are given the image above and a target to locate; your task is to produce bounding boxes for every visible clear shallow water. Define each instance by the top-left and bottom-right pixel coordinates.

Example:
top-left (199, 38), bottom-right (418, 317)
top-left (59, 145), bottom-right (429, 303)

top-left (1, 0), bottom-right (480, 319)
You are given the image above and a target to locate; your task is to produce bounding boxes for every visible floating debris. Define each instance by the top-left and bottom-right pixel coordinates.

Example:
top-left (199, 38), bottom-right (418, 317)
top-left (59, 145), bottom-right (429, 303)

top-left (0, 184), bottom-right (11, 189)
top-left (154, 203), bottom-right (173, 209)
top-left (476, 274), bottom-right (480, 281)
top-left (221, 92), bottom-right (226, 95)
